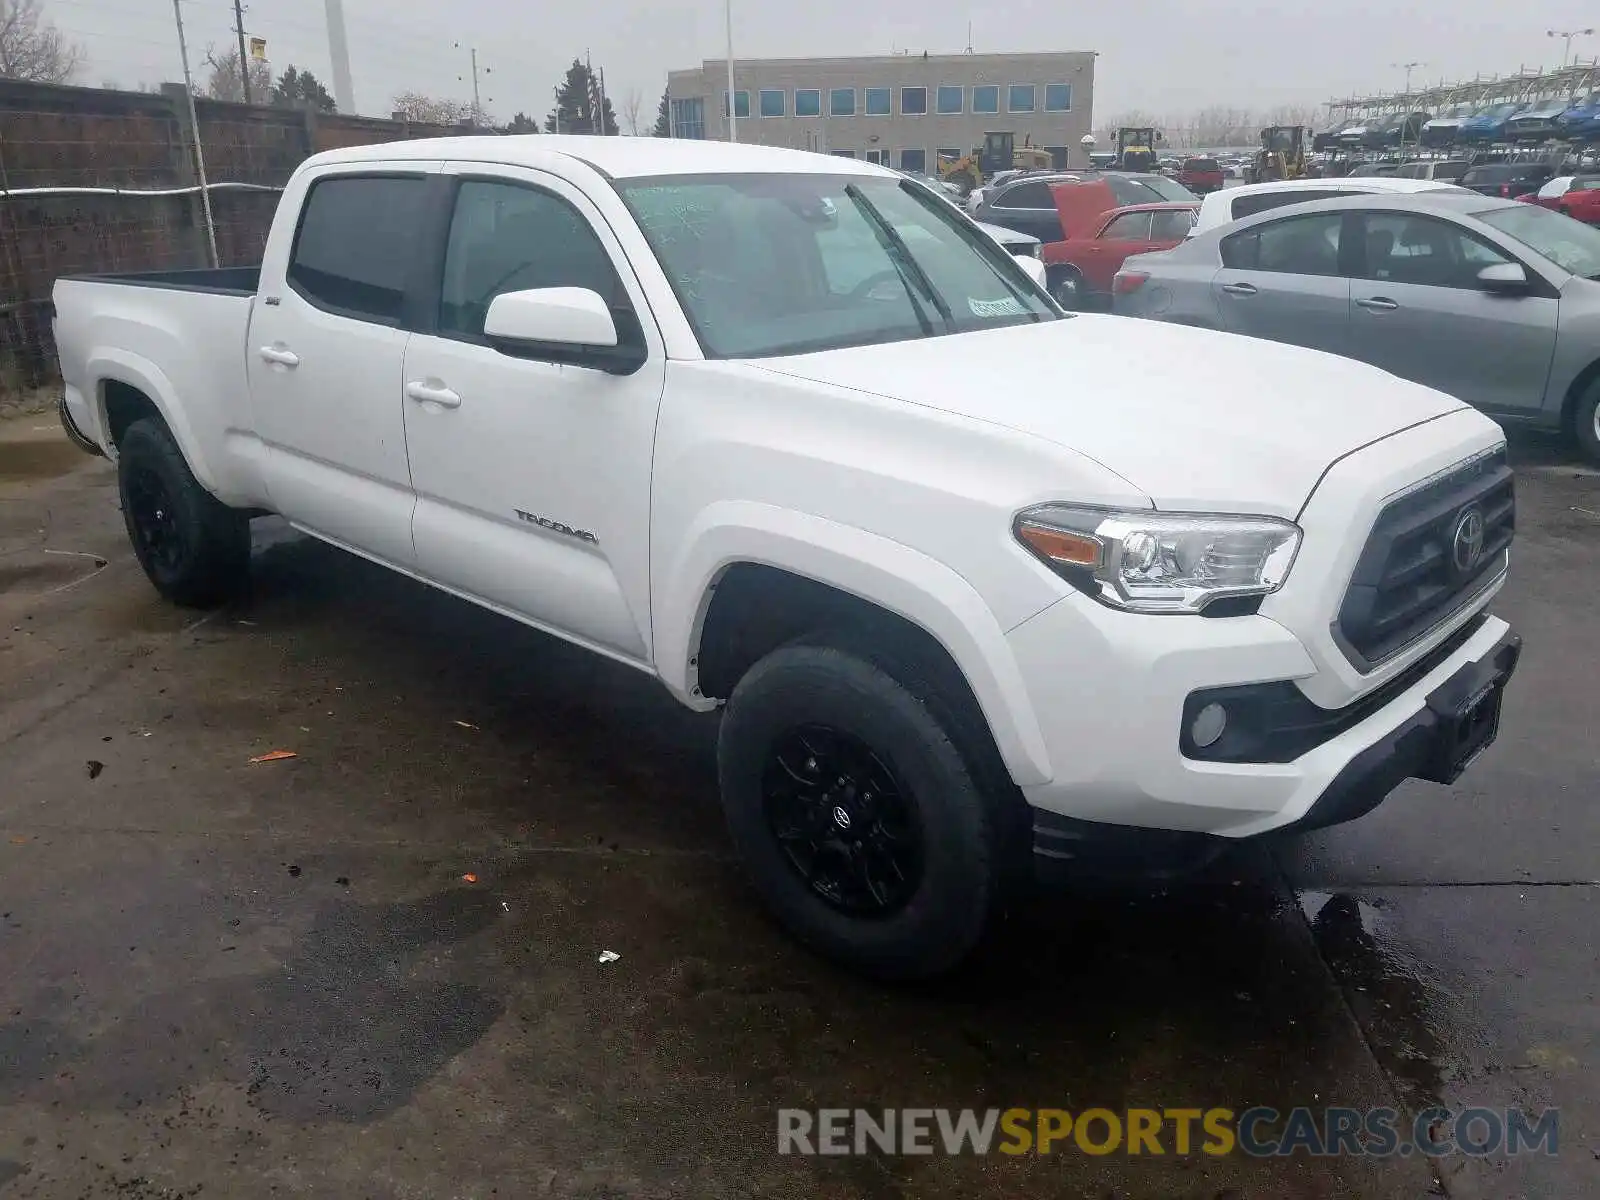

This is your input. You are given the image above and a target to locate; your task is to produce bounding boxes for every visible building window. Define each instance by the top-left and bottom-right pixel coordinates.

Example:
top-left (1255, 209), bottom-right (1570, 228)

top-left (899, 148), bottom-right (926, 173)
top-left (935, 147), bottom-right (963, 168)
top-left (864, 148), bottom-right (886, 164)
top-left (936, 85), bottom-right (963, 115)
top-left (865, 87), bottom-right (891, 116)
top-left (1045, 145), bottom-right (1069, 170)
top-left (830, 149), bottom-right (857, 158)
top-left (972, 84), bottom-right (999, 114)
top-left (1044, 83), bottom-right (1072, 112)
top-left (759, 89), bottom-right (786, 117)
top-left (829, 87), bottom-right (856, 116)
top-left (796, 88), bottom-right (821, 117)
top-left (723, 90), bottom-right (750, 119)
top-left (900, 86), bottom-right (927, 116)
top-left (1008, 84), bottom-right (1036, 113)
top-left (670, 97), bottom-right (705, 139)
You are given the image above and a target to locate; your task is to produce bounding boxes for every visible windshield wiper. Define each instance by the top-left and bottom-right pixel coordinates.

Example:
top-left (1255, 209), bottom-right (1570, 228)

top-left (844, 184), bottom-right (954, 333)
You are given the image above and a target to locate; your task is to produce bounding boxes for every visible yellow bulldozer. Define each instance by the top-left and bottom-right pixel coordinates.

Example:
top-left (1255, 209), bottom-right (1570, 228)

top-left (1250, 126), bottom-right (1308, 183)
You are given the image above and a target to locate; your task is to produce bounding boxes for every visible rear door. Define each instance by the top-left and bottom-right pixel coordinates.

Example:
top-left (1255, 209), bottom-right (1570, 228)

top-left (1346, 211), bottom-right (1557, 416)
top-left (984, 180), bottom-right (1066, 241)
top-left (1210, 210), bottom-right (1352, 356)
top-left (247, 163), bottom-right (438, 567)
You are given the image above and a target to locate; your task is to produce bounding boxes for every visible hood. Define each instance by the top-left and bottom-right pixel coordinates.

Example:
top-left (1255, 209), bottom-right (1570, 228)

top-left (749, 317), bottom-right (1467, 518)
top-left (975, 219), bottom-right (1037, 247)
top-left (1050, 179), bottom-right (1119, 239)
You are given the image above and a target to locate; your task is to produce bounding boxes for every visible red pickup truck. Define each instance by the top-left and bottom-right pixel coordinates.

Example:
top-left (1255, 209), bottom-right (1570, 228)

top-left (1041, 183), bottom-right (1199, 309)
top-left (1178, 157), bottom-right (1225, 194)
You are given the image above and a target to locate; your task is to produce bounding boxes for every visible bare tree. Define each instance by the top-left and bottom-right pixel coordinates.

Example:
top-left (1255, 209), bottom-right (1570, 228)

top-left (1097, 110), bottom-right (1164, 141)
top-left (0, 0), bottom-right (84, 83)
top-left (391, 90), bottom-right (473, 125)
top-left (201, 45), bottom-right (272, 103)
top-left (619, 87), bottom-right (644, 136)
top-left (1263, 102), bottom-right (1325, 131)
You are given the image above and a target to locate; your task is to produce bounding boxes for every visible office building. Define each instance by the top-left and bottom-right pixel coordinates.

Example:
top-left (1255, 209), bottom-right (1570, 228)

top-left (666, 51), bottom-right (1097, 172)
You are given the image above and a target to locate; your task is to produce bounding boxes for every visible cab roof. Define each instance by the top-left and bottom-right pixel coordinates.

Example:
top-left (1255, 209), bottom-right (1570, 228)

top-left (304, 135), bottom-right (895, 181)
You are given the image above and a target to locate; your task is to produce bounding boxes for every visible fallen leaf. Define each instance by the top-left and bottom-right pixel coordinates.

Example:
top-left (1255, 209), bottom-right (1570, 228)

top-left (453, 720), bottom-right (479, 730)
top-left (9, 836), bottom-right (28, 845)
top-left (462, 873), bottom-right (479, 883)
top-left (249, 750), bottom-right (298, 764)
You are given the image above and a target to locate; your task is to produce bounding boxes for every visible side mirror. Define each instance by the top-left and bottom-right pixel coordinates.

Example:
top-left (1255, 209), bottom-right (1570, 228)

top-left (483, 287), bottom-right (646, 374)
top-left (1476, 262), bottom-right (1530, 294)
top-left (1017, 255), bottom-right (1048, 288)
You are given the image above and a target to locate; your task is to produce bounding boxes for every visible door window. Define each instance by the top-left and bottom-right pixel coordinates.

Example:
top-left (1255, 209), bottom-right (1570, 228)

top-left (1101, 212), bottom-right (1152, 240)
top-left (287, 175), bottom-right (430, 323)
top-left (995, 181), bottom-right (1051, 209)
top-left (1358, 213), bottom-right (1510, 289)
top-left (1222, 212), bottom-right (1343, 276)
top-left (1149, 208), bottom-right (1197, 240)
top-left (438, 180), bottom-right (623, 337)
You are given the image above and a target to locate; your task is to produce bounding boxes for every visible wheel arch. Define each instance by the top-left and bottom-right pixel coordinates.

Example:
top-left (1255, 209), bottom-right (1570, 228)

top-left (88, 348), bottom-right (216, 488)
top-left (1559, 355), bottom-right (1600, 435)
top-left (656, 504), bottom-right (1053, 787)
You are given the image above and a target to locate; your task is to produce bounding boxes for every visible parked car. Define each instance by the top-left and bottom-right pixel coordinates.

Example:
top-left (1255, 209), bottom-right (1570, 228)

top-left (897, 170), bottom-right (1044, 257)
top-left (1178, 157), bottom-right (1225, 194)
top-left (1458, 102), bottom-right (1528, 144)
top-left (1392, 159), bottom-right (1470, 182)
top-left (1041, 196), bottom-right (1199, 308)
top-left (1115, 191), bottom-right (1600, 461)
top-left (1421, 104), bottom-right (1475, 148)
top-left (1520, 176), bottom-right (1578, 210)
top-left (1189, 176), bottom-right (1471, 237)
top-left (1555, 91), bottom-right (1600, 141)
top-left (1458, 162), bottom-right (1557, 199)
top-left (52, 136), bottom-right (1522, 979)
top-left (1552, 175), bottom-right (1600, 225)
top-left (1506, 100), bottom-right (1569, 141)
top-left (976, 172), bottom-right (1194, 243)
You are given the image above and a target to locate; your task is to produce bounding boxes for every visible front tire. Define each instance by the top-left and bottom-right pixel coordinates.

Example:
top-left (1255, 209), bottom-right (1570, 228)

top-left (117, 417), bottom-right (250, 607)
top-left (1047, 265), bottom-right (1086, 311)
top-left (1570, 376), bottom-right (1600, 467)
top-left (717, 640), bottom-right (1002, 980)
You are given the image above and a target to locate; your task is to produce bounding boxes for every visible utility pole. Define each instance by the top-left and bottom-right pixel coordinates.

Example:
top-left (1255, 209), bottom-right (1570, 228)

top-left (232, 0), bottom-right (252, 104)
top-left (170, 0), bottom-right (218, 267)
top-left (323, 0), bottom-right (355, 112)
top-left (725, 0), bottom-right (737, 142)
top-left (598, 66), bottom-right (608, 135)
top-left (454, 43), bottom-right (491, 125)
top-left (1548, 28), bottom-right (1595, 69)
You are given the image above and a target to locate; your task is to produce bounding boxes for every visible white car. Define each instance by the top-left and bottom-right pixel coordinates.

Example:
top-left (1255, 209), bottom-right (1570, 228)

top-left (53, 137), bottom-right (1520, 979)
top-left (1190, 175), bottom-right (1473, 236)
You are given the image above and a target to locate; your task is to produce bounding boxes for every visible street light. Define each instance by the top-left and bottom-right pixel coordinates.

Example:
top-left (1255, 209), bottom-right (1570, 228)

top-left (725, 0), bottom-right (737, 142)
top-left (1391, 60), bottom-right (1425, 94)
top-left (1548, 28), bottom-right (1595, 69)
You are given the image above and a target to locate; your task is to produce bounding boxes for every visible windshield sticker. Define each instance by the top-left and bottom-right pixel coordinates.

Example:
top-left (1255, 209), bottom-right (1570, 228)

top-left (967, 296), bottom-right (1026, 318)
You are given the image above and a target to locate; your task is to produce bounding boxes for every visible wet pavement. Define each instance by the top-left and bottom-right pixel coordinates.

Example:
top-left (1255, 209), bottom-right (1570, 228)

top-left (0, 414), bottom-right (1595, 1198)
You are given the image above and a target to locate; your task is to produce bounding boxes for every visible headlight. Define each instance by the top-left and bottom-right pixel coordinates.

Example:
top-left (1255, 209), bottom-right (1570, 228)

top-left (1014, 504), bottom-right (1302, 614)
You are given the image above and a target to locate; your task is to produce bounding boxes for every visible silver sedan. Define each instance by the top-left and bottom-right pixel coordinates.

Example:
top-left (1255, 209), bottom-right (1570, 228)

top-left (1113, 192), bottom-right (1600, 462)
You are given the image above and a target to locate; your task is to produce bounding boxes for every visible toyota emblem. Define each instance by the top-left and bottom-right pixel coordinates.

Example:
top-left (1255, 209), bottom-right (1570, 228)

top-left (1451, 506), bottom-right (1485, 575)
top-left (832, 806), bottom-right (852, 830)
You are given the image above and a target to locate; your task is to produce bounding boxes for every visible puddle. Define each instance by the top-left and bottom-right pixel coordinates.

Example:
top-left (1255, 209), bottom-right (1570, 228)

top-left (0, 435), bottom-right (85, 485)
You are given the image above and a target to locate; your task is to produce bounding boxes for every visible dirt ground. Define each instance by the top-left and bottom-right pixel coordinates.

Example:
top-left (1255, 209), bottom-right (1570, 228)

top-left (0, 412), bottom-right (1595, 1199)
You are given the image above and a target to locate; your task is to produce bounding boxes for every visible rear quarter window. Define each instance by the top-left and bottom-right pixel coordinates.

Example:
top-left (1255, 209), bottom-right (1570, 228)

top-left (1230, 188), bottom-right (1348, 219)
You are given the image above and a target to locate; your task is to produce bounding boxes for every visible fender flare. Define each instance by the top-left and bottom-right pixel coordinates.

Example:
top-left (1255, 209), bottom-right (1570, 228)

top-left (655, 500), bottom-right (1054, 787)
top-left (86, 347), bottom-right (218, 491)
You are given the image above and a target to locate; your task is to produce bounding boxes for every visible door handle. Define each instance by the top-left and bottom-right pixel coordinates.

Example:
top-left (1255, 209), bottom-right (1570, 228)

top-left (405, 381), bottom-right (462, 409)
top-left (1220, 282), bottom-right (1258, 296)
top-left (1355, 296), bottom-right (1400, 312)
top-left (258, 346), bottom-right (300, 367)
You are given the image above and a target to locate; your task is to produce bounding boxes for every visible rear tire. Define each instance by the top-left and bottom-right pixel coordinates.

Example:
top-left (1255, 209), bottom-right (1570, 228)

top-left (717, 638), bottom-right (1006, 980)
top-left (117, 417), bottom-right (250, 608)
top-left (1570, 376), bottom-right (1600, 467)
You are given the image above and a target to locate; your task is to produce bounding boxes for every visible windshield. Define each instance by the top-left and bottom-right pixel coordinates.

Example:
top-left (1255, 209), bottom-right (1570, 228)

top-left (1476, 205), bottom-right (1600, 278)
top-left (618, 172), bottom-right (1058, 359)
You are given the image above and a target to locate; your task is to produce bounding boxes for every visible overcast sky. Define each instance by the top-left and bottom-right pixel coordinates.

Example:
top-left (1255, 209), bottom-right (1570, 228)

top-left (55, 0), bottom-right (1600, 127)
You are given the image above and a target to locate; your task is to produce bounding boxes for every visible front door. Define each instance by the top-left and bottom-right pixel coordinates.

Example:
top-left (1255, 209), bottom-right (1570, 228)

top-left (400, 167), bottom-right (666, 663)
top-left (1347, 211), bottom-right (1557, 416)
top-left (246, 166), bottom-right (437, 567)
top-left (1210, 210), bottom-right (1352, 357)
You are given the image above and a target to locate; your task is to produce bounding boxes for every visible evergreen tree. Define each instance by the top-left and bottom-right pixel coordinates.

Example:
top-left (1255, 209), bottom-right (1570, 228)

top-left (652, 87), bottom-right (670, 137)
top-left (271, 65), bottom-right (336, 112)
top-left (502, 111), bottom-right (539, 134)
top-left (544, 58), bottom-right (617, 135)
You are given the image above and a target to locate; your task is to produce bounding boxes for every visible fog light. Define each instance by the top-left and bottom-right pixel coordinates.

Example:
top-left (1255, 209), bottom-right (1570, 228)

top-left (1190, 702), bottom-right (1227, 748)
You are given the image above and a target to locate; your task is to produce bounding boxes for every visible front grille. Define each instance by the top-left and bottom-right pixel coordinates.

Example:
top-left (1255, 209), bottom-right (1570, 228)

top-left (1336, 448), bottom-right (1513, 670)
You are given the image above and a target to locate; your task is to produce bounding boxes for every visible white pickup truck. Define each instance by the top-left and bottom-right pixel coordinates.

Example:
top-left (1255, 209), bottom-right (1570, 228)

top-left (54, 136), bottom-right (1521, 978)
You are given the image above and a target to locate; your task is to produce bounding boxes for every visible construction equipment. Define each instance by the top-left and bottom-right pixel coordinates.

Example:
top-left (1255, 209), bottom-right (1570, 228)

top-left (937, 134), bottom-right (1056, 194)
top-left (1114, 127), bottom-right (1162, 171)
top-left (1251, 126), bottom-right (1309, 183)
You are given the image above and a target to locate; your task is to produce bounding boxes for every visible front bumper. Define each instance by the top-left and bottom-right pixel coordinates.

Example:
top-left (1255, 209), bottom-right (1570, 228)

top-left (1006, 587), bottom-right (1517, 842)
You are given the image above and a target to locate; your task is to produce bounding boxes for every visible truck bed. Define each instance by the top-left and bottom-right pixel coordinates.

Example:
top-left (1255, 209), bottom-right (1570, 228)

top-left (56, 266), bottom-right (261, 297)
